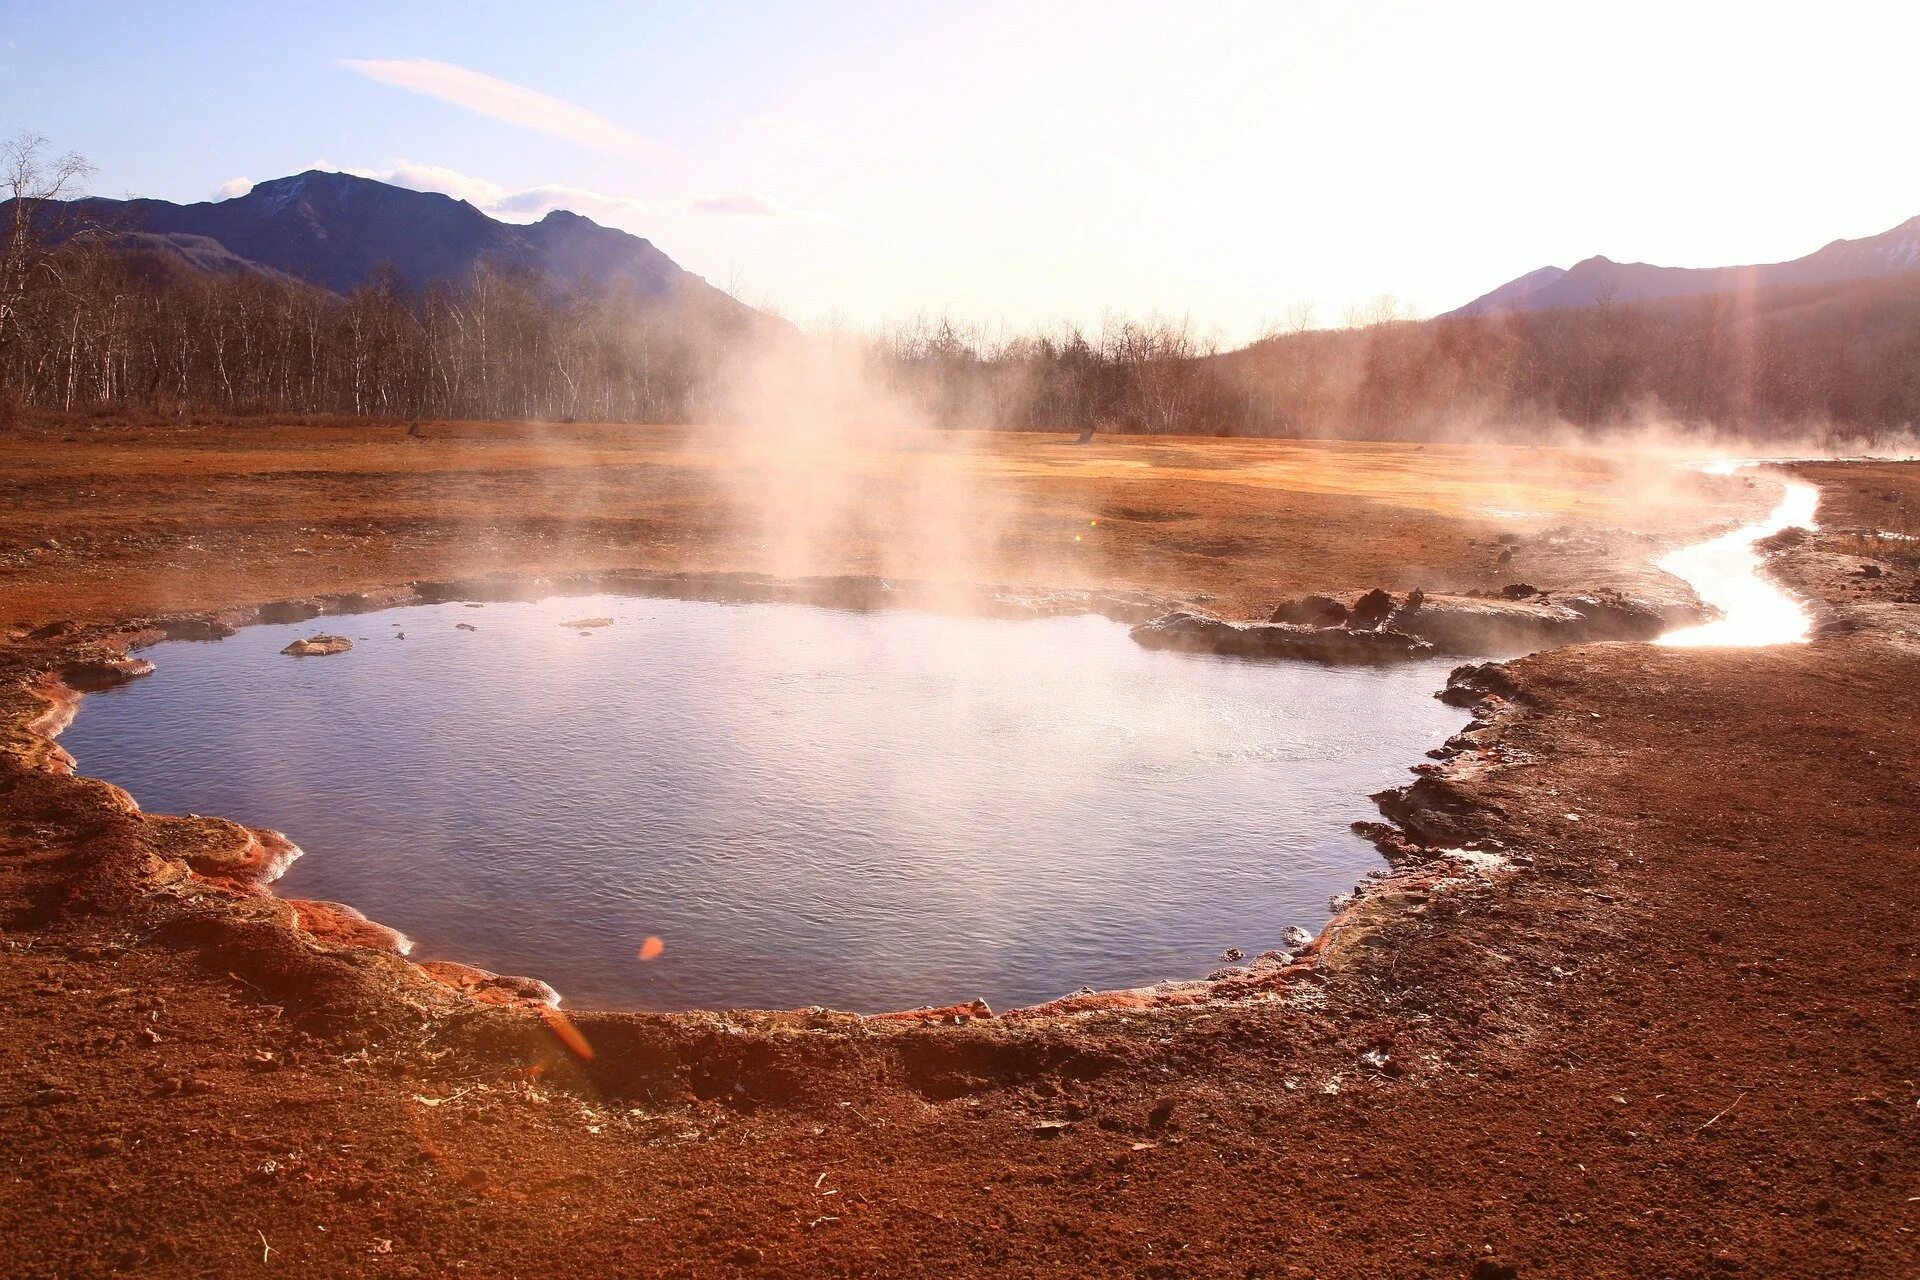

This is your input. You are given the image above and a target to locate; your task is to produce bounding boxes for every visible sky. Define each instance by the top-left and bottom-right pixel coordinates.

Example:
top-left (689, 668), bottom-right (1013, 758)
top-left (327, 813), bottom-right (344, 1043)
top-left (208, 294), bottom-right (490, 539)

top-left (5, 0), bottom-right (1920, 342)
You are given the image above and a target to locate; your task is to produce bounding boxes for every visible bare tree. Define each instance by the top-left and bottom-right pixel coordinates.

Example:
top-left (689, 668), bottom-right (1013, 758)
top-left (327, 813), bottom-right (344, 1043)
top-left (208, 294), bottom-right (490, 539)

top-left (0, 134), bottom-right (96, 372)
top-left (3, 136), bottom-right (1912, 442)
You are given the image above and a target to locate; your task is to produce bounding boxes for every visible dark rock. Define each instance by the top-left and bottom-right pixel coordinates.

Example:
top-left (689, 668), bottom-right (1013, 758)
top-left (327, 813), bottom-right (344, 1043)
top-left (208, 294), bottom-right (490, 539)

top-left (1556, 591), bottom-right (1669, 639)
top-left (1390, 591), bottom-right (1674, 655)
top-left (1386, 589), bottom-right (1429, 631)
top-left (1350, 820), bottom-right (1422, 864)
top-left (1754, 526), bottom-right (1812, 553)
top-left (1472, 1259), bottom-right (1520, 1280)
top-left (256, 599), bottom-right (321, 625)
top-left (1349, 589), bottom-right (1397, 629)
top-left (161, 617), bottom-right (236, 642)
top-left (1499, 583), bottom-right (1539, 599)
top-left (60, 656), bottom-right (156, 690)
top-left (1131, 611), bottom-right (1432, 665)
top-left (1403, 597), bottom-right (1565, 653)
top-left (1438, 661), bottom-right (1526, 708)
top-left (1269, 594), bottom-right (1349, 627)
top-left (315, 589), bottom-right (411, 614)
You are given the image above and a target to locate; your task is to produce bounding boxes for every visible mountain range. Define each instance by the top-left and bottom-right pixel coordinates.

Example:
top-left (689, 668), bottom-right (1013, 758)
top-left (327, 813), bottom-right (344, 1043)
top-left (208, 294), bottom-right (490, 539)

top-left (26, 170), bottom-right (766, 327)
top-left (25, 168), bottom-right (1920, 340)
top-left (1448, 213), bottom-right (1920, 318)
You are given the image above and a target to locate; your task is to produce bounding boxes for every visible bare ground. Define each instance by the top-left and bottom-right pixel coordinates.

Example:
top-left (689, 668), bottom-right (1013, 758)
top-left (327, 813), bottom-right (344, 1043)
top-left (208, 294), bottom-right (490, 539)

top-left (1, 418), bottom-right (1914, 1278)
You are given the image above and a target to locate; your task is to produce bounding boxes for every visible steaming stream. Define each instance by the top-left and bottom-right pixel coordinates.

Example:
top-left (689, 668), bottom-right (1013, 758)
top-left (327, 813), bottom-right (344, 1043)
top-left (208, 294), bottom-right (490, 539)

top-left (61, 596), bottom-right (1468, 1013)
top-left (1656, 465), bottom-right (1820, 647)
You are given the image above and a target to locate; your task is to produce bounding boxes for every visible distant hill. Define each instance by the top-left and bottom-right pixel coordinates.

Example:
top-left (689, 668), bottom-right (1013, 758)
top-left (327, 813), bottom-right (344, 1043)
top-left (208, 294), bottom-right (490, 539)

top-left (1448, 213), bottom-right (1920, 317)
top-left (18, 169), bottom-right (769, 327)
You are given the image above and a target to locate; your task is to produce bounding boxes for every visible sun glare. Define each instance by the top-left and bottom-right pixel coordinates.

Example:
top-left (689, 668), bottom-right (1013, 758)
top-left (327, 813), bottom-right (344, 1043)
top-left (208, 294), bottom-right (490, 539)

top-left (1656, 475), bottom-right (1821, 648)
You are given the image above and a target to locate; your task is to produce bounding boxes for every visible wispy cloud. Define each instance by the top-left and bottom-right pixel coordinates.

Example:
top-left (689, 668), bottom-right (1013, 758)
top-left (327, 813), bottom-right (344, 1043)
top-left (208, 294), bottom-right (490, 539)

top-left (685, 193), bottom-right (789, 217)
top-left (342, 160), bottom-right (652, 226)
top-left (339, 58), bottom-right (648, 155)
top-left (338, 159), bottom-right (813, 225)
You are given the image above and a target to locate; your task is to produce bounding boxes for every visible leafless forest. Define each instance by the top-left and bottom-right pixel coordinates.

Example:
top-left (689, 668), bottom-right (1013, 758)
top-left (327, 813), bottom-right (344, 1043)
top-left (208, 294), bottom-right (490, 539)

top-left (6, 144), bottom-right (1918, 441)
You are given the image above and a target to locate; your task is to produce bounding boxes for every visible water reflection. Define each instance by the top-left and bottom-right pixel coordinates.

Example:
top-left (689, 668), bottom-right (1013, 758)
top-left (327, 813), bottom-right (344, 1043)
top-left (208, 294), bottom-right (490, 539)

top-left (60, 597), bottom-right (1466, 1012)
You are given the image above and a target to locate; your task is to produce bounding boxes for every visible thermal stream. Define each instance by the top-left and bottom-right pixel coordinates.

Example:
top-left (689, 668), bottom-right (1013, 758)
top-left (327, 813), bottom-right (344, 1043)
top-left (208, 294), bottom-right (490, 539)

top-left (1656, 466), bottom-right (1820, 648)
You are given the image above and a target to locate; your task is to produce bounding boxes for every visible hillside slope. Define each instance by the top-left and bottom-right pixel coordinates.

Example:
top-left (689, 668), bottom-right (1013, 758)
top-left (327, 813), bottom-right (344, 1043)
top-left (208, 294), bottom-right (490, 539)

top-left (1451, 213), bottom-right (1920, 317)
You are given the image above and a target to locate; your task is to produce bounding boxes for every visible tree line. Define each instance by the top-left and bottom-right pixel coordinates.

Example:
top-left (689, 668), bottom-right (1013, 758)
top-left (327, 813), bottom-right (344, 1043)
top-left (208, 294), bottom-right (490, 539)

top-left (869, 283), bottom-right (1920, 443)
top-left (2, 243), bottom-right (741, 423)
top-left (6, 136), bottom-right (1918, 441)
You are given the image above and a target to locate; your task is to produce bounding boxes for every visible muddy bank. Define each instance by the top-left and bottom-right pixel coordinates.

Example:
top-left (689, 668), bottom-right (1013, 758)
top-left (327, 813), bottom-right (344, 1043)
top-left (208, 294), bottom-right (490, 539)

top-left (1132, 586), bottom-right (1696, 664)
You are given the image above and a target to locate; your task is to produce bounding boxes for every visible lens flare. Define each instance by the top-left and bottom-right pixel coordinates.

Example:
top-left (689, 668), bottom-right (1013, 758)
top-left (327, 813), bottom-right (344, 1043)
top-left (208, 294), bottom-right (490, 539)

top-left (637, 935), bottom-right (665, 961)
top-left (538, 1007), bottom-right (595, 1060)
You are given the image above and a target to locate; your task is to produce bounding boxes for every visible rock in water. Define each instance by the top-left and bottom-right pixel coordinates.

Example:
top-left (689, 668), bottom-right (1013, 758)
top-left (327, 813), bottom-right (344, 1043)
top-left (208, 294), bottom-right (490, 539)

top-left (561, 617), bottom-right (614, 629)
top-left (1130, 611), bottom-right (1432, 664)
top-left (281, 635), bottom-right (352, 657)
top-left (60, 655), bottom-right (157, 689)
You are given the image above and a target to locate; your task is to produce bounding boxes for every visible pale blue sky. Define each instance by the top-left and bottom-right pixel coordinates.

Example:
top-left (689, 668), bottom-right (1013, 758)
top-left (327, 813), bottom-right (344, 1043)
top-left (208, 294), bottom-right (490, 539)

top-left (6, 1), bottom-right (1919, 339)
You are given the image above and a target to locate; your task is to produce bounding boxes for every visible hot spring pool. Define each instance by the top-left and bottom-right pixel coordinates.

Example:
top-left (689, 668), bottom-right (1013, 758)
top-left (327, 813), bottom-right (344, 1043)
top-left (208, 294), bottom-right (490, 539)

top-left (60, 594), bottom-right (1467, 1012)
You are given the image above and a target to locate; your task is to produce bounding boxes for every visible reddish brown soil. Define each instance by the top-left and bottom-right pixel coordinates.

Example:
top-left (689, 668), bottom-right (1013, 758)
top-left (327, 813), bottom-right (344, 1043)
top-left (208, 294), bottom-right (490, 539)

top-left (1, 419), bottom-right (1915, 1278)
top-left (0, 416), bottom-right (1749, 625)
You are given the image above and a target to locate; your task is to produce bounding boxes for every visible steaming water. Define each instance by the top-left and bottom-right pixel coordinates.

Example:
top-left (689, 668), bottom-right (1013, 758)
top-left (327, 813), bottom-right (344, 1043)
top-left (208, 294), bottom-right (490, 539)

top-left (60, 596), bottom-right (1467, 1013)
top-left (1657, 470), bottom-right (1820, 648)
